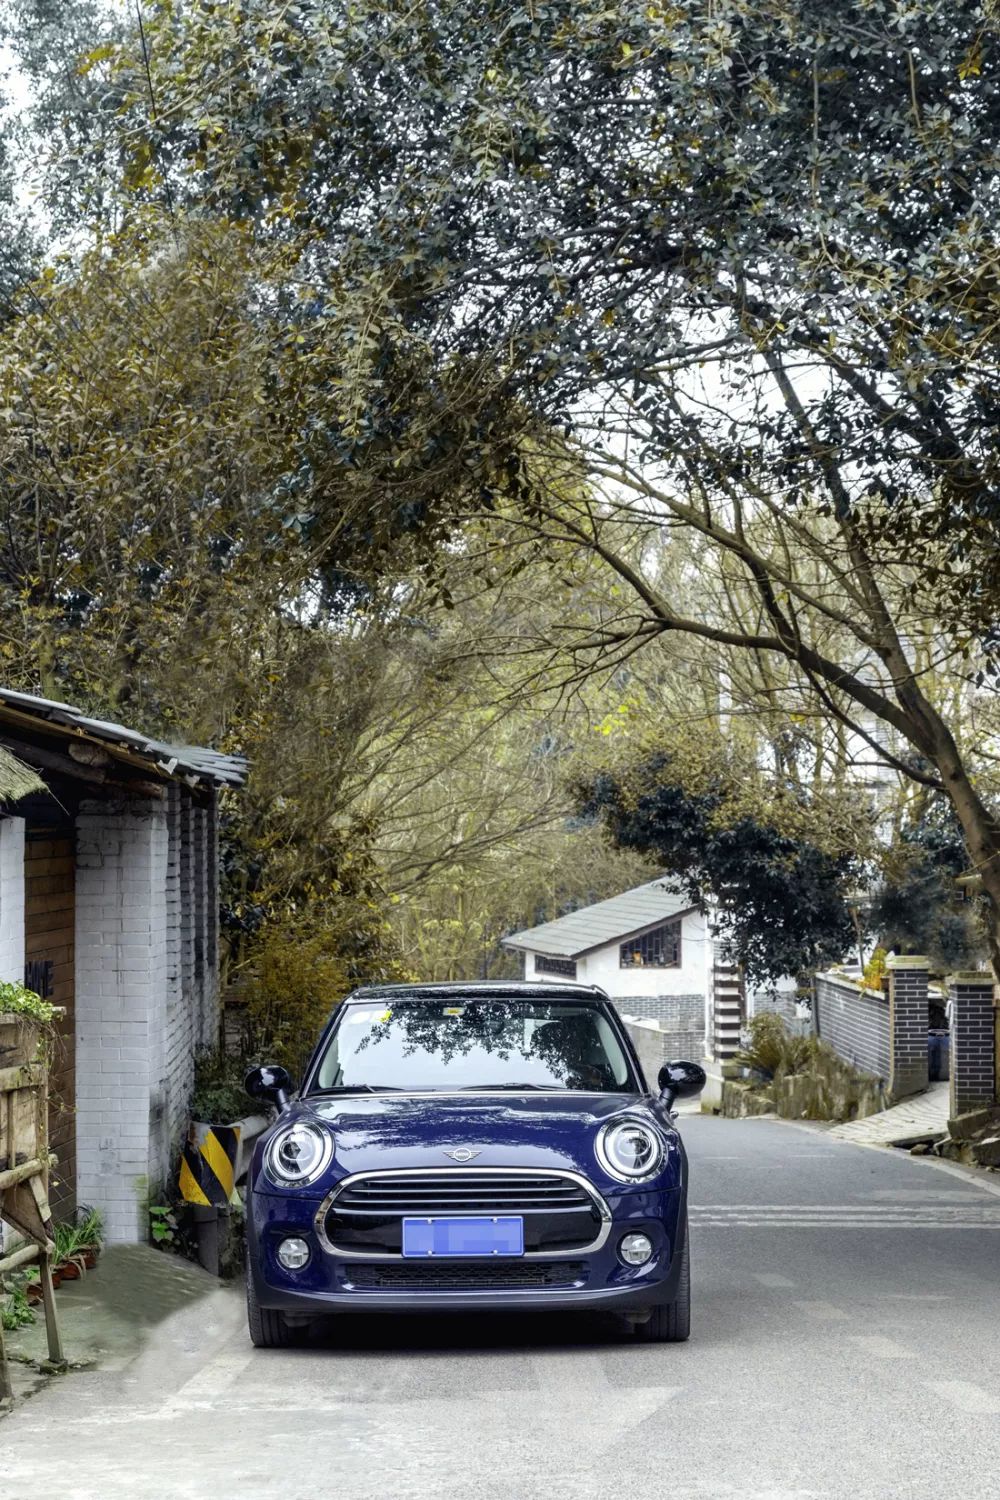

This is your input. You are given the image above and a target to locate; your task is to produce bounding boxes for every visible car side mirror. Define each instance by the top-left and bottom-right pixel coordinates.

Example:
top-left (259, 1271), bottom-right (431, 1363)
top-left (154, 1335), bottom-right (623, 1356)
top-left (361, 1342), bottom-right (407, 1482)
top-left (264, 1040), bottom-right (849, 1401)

top-left (245, 1064), bottom-right (294, 1112)
top-left (657, 1060), bottom-right (707, 1111)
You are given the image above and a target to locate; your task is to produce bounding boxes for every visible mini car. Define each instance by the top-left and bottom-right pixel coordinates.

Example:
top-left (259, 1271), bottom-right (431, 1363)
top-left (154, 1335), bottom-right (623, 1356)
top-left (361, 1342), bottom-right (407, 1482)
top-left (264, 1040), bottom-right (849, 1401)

top-left (243, 980), bottom-right (705, 1347)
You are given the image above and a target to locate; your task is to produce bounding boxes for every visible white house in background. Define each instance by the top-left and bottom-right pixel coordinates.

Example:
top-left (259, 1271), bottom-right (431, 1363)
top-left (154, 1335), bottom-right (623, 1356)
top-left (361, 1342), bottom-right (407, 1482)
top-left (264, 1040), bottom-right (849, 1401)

top-left (502, 880), bottom-right (712, 1059)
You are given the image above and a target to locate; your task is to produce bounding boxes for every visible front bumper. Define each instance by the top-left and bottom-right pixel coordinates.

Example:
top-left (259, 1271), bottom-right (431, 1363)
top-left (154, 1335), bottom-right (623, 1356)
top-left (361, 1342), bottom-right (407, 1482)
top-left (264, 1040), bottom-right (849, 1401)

top-left (248, 1182), bottom-right (686, 1319)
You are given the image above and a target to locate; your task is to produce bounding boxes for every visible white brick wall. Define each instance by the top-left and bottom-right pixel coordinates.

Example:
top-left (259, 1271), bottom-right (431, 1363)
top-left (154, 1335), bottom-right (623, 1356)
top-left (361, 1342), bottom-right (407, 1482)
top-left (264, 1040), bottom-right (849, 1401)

top-left (75, 797), bottom-right (170, 1244)
top-left (0, 815), bottom-right (25, 982)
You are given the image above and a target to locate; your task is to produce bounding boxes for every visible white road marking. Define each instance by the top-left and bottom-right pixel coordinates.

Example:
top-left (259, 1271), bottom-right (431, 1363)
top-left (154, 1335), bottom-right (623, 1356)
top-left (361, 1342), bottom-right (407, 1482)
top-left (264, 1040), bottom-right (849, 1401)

top-left (884, 1294), bottom-right (953, 1302)
top-left (929, 1381), bottom-right (1000, 1415)
top-left (690, 1203), bottom-right (1000, 1228)
top-left (849, 1336), bottom-right (915, 1360)
top-left (531, 1351), bottom-right (609, 1391)
top-left (692, 1204), bottom-right (1000, 1213)
top-left (693, 1222), bottom-right (1000, 1229)
top-left (753, 1273), bottom-right (796, 1289)
top-left (164, 1348), bottom-right (258, 1411)
top-left (793, 1301), bottom-right (849, 1321)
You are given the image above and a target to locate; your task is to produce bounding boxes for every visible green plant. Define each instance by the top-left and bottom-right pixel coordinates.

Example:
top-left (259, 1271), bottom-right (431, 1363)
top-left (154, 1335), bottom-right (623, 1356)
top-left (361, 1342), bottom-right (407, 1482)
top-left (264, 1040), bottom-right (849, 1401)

top-left (243, 914), bottom-right (353, 1078)
top-left (75, 1206), bottom-right (104, 1251)
top-left (735, 1013), bottom-right (813, 1081)
top-left (862, 947), bottom-right (889, 993)
top-left (0, 981), bottom-right (56, 1024)
top-left (53, 1206), bottom-right (104, 1264)
top-left (149, 1205), bottom-right (179, 1247)
top-left (190, 1051), bottom-right (252, 1125)
top-left (1, 1280), bottom-right (35, 1331)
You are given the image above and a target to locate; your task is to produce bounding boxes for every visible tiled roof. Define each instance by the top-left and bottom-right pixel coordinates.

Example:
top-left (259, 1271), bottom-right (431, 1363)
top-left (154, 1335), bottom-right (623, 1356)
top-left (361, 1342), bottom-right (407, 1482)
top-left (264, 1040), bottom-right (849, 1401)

top-left (0, 689), bottom-right (247, 788)
top-left (502, 879), bottom-right (699, 958)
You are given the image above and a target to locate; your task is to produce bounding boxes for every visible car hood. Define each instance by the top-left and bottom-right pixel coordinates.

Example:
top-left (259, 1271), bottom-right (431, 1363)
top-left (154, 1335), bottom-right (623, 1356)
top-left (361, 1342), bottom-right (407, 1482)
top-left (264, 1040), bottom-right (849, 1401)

top-left (277, 1091), bottom-right (681, 1188)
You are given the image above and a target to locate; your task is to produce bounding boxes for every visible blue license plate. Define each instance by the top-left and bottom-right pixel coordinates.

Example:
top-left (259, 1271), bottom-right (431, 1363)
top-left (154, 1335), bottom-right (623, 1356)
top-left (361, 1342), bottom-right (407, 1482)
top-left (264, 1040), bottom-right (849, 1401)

top-left (401, 1216), bottom-right (524, 1258)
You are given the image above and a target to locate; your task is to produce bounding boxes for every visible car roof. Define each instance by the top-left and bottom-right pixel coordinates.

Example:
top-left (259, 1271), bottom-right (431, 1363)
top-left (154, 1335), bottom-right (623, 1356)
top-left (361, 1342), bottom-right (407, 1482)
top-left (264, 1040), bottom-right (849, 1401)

top-left (344, 980), bottom-right (611, 1004)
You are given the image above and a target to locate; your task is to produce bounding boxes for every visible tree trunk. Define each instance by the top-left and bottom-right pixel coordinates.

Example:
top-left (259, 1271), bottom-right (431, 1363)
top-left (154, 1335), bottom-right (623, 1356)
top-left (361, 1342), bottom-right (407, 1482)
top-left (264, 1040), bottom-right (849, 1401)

top-left (927, 737), bottom-right (1000, 982)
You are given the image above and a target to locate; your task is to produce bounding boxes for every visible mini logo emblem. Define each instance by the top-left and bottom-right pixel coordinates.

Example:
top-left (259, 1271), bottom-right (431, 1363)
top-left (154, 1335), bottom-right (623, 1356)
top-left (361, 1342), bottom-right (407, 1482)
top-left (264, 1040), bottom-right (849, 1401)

top-left (443, 1147), bottom-right (481, 1162)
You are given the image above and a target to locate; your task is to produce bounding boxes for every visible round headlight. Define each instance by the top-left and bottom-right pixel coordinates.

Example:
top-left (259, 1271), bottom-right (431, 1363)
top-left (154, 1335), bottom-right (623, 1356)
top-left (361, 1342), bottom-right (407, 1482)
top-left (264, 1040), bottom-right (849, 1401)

top-left (597, 1120), bottom-right (663, 1182)
top-left (264, 1121), bottom-right (334, 1186)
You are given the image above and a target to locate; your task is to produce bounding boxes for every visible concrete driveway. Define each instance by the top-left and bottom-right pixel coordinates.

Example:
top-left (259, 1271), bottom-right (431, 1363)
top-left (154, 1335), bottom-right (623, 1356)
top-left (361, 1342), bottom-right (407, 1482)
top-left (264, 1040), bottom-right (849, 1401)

top-left (4, 1114), bottom-right (1000, 1500)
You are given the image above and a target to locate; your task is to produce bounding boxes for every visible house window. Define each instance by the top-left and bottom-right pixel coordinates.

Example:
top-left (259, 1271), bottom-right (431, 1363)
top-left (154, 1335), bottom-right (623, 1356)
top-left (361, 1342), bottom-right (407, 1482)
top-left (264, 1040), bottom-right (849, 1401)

top-left (535, 955), bottom-right (577, 978)
top-left (620, 919), bottom-right (681, 969)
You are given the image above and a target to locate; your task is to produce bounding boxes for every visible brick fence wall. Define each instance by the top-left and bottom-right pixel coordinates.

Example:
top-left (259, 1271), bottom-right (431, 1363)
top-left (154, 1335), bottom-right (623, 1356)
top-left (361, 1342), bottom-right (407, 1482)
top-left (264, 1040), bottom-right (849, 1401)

top-left (748, 986), bottom-right (801, 1025)
top-left (624, 1017), bottom-right (703, 1087)
top-left (614, 993), bottom-right (703, 1065)
top-left (814, 972), bottom-right (890, 1083)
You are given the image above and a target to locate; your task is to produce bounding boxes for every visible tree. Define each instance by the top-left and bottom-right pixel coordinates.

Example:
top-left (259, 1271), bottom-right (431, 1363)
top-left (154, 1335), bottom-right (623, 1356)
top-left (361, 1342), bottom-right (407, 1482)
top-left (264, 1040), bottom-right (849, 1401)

top-left (106, 1), bottom-right (1000, 974)
top-left (575, 752), bottom-right (862, 984)
top-left (870, 797), bottom-right (983, 972)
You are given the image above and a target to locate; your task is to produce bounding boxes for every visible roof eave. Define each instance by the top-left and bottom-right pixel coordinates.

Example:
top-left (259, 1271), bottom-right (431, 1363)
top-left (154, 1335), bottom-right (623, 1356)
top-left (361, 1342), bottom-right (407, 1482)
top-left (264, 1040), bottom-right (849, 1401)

top-left (503, 904), bottom-right (699, 961)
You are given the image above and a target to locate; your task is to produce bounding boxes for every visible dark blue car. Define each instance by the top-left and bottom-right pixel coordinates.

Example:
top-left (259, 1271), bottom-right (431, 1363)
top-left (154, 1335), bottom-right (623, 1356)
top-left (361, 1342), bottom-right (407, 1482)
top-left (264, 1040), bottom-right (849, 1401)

top-left (244, 981), bottom-right (705, 1347)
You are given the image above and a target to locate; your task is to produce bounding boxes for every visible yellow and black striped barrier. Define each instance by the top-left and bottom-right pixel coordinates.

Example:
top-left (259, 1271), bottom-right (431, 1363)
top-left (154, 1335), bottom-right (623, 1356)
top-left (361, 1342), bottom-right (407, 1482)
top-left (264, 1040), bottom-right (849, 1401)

top-left (179, 1124), bottom-right (240, 1207)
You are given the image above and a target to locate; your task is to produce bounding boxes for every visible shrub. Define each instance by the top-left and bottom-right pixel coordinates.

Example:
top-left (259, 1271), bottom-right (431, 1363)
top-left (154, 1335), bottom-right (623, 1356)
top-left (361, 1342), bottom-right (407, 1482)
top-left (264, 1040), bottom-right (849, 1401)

top-left (0, 981), bottom-right (55, 1024)
top-left (735, 1012), bottom-right (883, 1121)
top-left (1, 1281), bottom-right (34, 1331)
top-left (190, 1050), bottom-right (253, 1123)
top-left (736, 1013), bottom-right (812, 1080)
top-left (862, 947), bottom-right (889, 993)
top-left (242, 913), bottom-right (353, 1079)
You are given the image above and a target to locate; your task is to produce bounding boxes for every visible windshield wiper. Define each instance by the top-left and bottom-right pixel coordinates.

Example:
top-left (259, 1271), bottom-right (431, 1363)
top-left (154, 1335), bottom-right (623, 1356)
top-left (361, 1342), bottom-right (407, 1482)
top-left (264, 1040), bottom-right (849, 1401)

top-left (457, 1082), bottom-right (553, 1091)
top-left (309, 1084), bottom-right (404, 1095)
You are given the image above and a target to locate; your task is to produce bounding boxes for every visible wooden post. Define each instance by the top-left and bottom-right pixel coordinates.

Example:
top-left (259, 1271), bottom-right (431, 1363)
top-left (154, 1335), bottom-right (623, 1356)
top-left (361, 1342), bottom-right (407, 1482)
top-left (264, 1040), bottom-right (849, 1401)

top-left (0, 1309), bottom-right (11, 1406)
top-left (38, 1253), bottom-right (65, 1367)
top-left (0, 1010), bottom-right (67, 1387)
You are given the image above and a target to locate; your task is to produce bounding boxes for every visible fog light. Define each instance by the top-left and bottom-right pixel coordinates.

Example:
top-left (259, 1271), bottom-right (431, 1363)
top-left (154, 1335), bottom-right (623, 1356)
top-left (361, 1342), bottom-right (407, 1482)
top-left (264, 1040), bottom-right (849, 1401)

top-left (619, 1232), bottom-right (653, 1267)
top-left (276, 1236), bottom-right (310, 1270)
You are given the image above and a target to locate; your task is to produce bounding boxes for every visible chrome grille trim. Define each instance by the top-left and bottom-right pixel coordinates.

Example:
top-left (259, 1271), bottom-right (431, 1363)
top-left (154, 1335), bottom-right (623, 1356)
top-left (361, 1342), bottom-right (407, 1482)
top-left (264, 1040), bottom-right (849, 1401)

top-left (314, 1166), bottom-right (612, 1261)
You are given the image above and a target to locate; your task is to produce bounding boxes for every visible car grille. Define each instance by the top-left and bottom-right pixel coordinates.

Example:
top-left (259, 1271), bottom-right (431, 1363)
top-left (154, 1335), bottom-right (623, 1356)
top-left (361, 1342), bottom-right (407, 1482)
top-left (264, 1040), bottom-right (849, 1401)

top-left (323, 1170), bottom-right (605, 1256)
top-left (346, 1260), bottom-right (588, 1291)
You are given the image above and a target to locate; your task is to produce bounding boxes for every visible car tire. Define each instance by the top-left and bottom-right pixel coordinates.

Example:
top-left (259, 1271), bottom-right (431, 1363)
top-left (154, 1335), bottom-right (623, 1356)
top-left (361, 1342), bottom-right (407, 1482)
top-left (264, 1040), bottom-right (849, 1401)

top-left (635, 1233), bottom-right (691, 1343)
top-left (246, 1260), bottom-right (299, 1349)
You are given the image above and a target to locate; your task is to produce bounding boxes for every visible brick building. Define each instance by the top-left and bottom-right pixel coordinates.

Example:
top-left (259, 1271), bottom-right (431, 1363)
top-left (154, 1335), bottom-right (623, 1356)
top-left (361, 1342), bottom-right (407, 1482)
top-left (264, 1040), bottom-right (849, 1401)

top-left (0, 689), bottom-right (245, 1242)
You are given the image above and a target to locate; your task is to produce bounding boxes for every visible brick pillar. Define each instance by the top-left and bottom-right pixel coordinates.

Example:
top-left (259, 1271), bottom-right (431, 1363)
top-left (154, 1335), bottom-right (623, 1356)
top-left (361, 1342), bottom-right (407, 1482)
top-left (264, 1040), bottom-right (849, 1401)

top-left (74, 796), bottom-right (169, 1244)
top-left (163, 786), bottom-right (189, 1157)
top-left (179, 789), bottom-right (195, 1030)
top-left (887, 955), bottom-right (929, 1101)
top-left (192, 803), bottom-right (210, 1048)
top-left (948, 971), bottom-right (996, 1119)
top-left (0, 816), bottom-right (25, 982)
top-left (711, 937), bottom-right (744, 1061)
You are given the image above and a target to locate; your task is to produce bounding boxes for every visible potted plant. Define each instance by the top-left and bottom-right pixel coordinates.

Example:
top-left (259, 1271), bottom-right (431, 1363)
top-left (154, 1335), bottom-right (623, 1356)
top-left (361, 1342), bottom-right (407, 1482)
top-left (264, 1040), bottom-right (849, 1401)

top-left (53, 1207), bottom-right (104, 1280)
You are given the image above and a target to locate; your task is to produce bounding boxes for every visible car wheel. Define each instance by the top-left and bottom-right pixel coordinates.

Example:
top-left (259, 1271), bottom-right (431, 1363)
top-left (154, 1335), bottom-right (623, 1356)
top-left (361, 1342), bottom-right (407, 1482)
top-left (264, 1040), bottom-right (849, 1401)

top-left (246, 1260), bottom-right (300, 1349)
top-left (635, 1234), bottom-right (691, 1344)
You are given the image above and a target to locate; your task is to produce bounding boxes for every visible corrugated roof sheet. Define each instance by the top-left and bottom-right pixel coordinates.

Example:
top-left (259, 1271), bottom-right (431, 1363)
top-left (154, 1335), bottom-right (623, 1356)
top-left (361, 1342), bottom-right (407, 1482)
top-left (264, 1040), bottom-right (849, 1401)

top-left (502, 879), bottom-right (699, 958)
top-left (0, 688), bottom-right (247, 788)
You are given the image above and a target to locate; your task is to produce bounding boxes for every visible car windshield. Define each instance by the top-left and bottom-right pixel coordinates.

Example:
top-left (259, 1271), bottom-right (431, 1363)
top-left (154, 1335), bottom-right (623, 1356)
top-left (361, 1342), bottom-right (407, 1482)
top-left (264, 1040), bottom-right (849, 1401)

top-left (310, 998), bottom-right (638, 1094)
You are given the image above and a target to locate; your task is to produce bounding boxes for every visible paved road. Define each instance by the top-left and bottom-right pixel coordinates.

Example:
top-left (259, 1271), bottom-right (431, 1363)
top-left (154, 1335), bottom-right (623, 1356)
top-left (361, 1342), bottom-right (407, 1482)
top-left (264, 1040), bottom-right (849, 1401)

top-left (5, 1114), bottom-right (1000, 1499)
